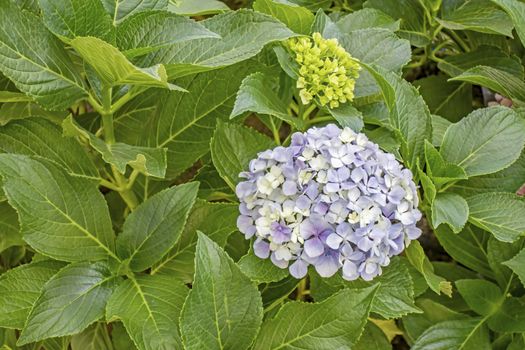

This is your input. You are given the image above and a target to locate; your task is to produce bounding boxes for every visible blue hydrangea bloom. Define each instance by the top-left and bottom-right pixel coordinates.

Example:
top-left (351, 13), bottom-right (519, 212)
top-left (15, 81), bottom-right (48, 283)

top-left (236, 124), bottom-right (422, 281)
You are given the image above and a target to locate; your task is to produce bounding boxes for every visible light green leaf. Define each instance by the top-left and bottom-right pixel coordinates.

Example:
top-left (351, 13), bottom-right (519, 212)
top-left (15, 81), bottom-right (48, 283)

top-left (238, 249), bottom-right (289, 284)
top-left (101, 0), bottom-right (168, 24)
top-left (431, 115), bottom-right (452, 147)
top-left (0, 101), bottom-right (68, 126)
top-left (63, 116), bottom-right (167, 178)
top-left (0, 118), bottom-right (99, 179)
top-left (43, 336), bottom-right (71, 350)
top-left (0, 202), bottom-right (22, 253)
top-left (18, 261), bottom-right (118, 345)
top-left (180, 232), bottom-right (263, 350)
top-left (253, 0), bottom-right (314, 34)
top-left (39, 0), bottom-right (114, 42)
top-left (167, 0), bottom-right (230, 15)
top-left (328, 104), bottom-right (364, 132)
top-left (491, 0), bottom-right (525, 46)
top-left (432, 193), bottom-right (469, 233)
top-left (467, 192), bottom-right (525, 242)
top-left (456, 279), bottom-right (503, 316)
top-left (0, 2), bottom-right (87, 110)
top-left (253, 286), bottom-right (378, 350)
top-left (353, 322), bottom-right (392, 350)
top-left (143, 10), bottom-right (294, 78)
top-left (437, 0), bottom-right (513, 36)
top-left (487, 236), bottom-right (522, 289)
top-left (0, 260), bottom-right (65, 329)
top-left (418, 165), bottom-right (436, 204)
top-left (106, 274), bottom-right (188, 350)
top-left (425, 140), bottom-right (467, 186)
top-left (0, 91), bottom-right (33, 102)
top-left (71, 323), bottom-right (112, 350)
top-left (116, 11), bottom-right (220, 58)
top-left (0, 155), bottom-right (117, 262)
top-left (111, 322), bottom-right (137, 350)
top-left (488, 297), bottom-right (525, 332)
top-left (337, 8), bottom-right (400, 32)
top-left (503, 247), bottom-right (525, 287)
top-left (151, 201), bottom-right (238, 281)
top-left (116, 182), bottom-right (198, 271)
top-left (211, 120), bottom-right (274, 190)
top-left (412, 318), bottom-right (491, 350)
top-left (406, 240), bottom-right (452, 296)
top-left (440, 106), bottom-right (525, 176)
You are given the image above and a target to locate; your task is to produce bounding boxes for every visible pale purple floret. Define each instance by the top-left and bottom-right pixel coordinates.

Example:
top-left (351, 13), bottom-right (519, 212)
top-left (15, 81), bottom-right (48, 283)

top-left (236, 124), bottom-right (422, 281)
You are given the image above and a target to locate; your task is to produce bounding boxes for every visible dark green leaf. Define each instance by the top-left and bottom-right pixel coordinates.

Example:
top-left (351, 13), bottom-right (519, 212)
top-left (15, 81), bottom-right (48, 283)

top-left (412, 318), bottom-right (491, 350)
top-left (491, 0), bottom-right (525, 46)
top-left (238, 249), bottom-right (289, 283)
top-left (101, 0), bottom-right (168, 24)
top-left (456, 279), bottom-right (502, 316)
top-left (0, 202), bottom-right (22, 253)
top-left (488, 297), bottom-right (525, 332)
top-left (328, 104), bottom-right (364, 132)
top-left (71, 323), bottom-right (112, 350)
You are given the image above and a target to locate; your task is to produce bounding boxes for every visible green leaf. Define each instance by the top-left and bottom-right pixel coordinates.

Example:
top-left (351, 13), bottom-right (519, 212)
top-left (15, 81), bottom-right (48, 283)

top-left (211, 120), bottom-right (274, 190)
top-left (456, 279), bottom-right (503, 316)
top-left (0, 202), bottom-right (22, 253)
top-left (0, 101), bottom-right (68, 126)
top-left (414, 75), bottom-right (472, 122)
top-left (487, 236), bottom-right (522, 289)
top-left (116, 10), bottom-right (220, 58)
top-left (180, 232), bottom-right (263, 350)
top-left (337, 8), bottom-right (400, 32)
top-left (70, 37), bottom-right (181, 91)
top-left (143, 10), bottom-right (294, 78)
top-left (167, 0), bottom-right (230, 15)
top-left (116, 182), bottom-right (198, 271)
top-left (488, 297), bottom-right (525, 332)
top-left (151, 201), bottom-right (238, 281)
top-left (418, 165), bottom-right (436, 204)
top-left (0, 155), bottom-right (117, 262)
top-left (412, 318), bottom-right (491, 350)
top-left (503, 247), bottom-right (525, 287)
top-left (238, 249), bottom-right (289, 283)
top-left (438, 46), bottom-right (524, 78)
top-left (353, 322), bottom-right (392, 350)
top-left (101, 0), bottom-right (168, 24)
top-left (0, 2), bottom-right (87, 110)
top-left (451, 66), bottom-right (525, 106)
top-left (437, 0), bottom-right (513, 36)
top-left (193, 163), bottom-right (235, 201)
top-left (18, 261), bottom-right (118, 345)
top-left (0, 91), bottom-right (33, 102)
top-left (253, 286), bottom-right (378, 350)
top-left (0, 260), bottom-right (65, 329)
top-left (0, 118), bottom-right (99, 180)
top-left (106, 274), bottom-right (188, 350)
top-left (440, 106), bottom-right (525, 176)
top-left (425, 141), bottom-right (468, 186)
top-left (467, 192), bottom-right (525, 242)
top-left (111, 322), bottom-right (137, 350)
top-left (328, 104), bottom-right (364, 132)
top-left (39, 0), bottom-right (114, 42)
top-left (491, 0), bottom-right (525, 47)
top-left (432, 193), bottom-right (469, 233)
top-left (253, 0), bottom-right (314, 34)
top-left (431, 115), bottom-right (452, 147)
top-left (406, 240), bottom-right (452, 296)
top-left (71, 323), bottom-right (112, 350)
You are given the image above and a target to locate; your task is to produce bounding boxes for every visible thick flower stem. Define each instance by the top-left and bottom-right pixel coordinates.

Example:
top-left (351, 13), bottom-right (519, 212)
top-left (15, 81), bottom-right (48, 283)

top-left (101, 85), bottom-right (115, 145)
top-left (295, 278), bottom-right (308, 301)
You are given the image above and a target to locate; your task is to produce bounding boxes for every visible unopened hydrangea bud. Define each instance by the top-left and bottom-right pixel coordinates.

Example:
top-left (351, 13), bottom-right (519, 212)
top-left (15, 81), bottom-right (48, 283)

top-left (287, 33), bottom-right (361, 109)
top-left (236, 125), bottom-right (422, 281)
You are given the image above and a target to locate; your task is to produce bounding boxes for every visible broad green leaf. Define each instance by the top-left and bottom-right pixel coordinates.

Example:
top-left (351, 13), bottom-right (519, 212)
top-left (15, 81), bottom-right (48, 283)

top-left (328, 104), bottom-right (364, 132)
top-left (63, 116), bottom-right (167, 178)
top-left (0, 118), bottom-right (99, 179)
top-left (142, 10), bottom-right (294, 78)
top-left (425, 141), bottom-right (467, 186)
top-left (70, 37), bottom-right (181, 90)
top-left (438, 0), bottom-right (513, 36)
top-left (353, 322), bottom-right (392, 350)
top-left (418, 165), bottom-right (436, 204)
top-left (0, 202), bottom-right (22, 253)
top-left (406, 240), bottom-right (452, 296)
top-left (414, 75), bottom-right (472, 122)
top-left (456, 279), bottom-right (503, 316)
top-left (438, 46), bottom-right (524, 78)
top-left (238, 249), bottom-right (289, 283)
top-left (111, 322), bottom-right (137, 350)
top-left (467, 192), bottom-right (525, 242)
top-left (167, 0), bottom-right (230, 15)
top-left (253, 286), bottom-right (378, 350)
top-left (180, 233), bottom-right (263, 350)
top-left (0, 155), bottom-right (117, 262)
top-left (450, 66), bottom-right (525, 106)
top-left (0, 91), bottom-right (33, 102)
top-left (230, 72), bottom-right (304, 129)
top-left (0, 1), bottom-right (87, 110)
top-left (491, 0), bottom-right (525, 46)
top-left (412, 318), bottom-right (491, 350)
top-left (116, 11), bottom-right (220, 58)
top-left (101, 0), bottom-right (168, 24)
top-left (253, 0), bottom-right (314, 34)
top-left (431, 115), bottom-right (452, 147)
top-left (71, 323), bottom-right (112, 350)
top-left (114, 62), bottom-right (258, 179)
top-left (18, 261), bottom-right (118, 345)
top-left (151, 201), bottom-right (238, 281)
top-left (287, 0), bottom-right (331, 10)
top-left (39, 0), bottom-right (114, 42)
top-left (193, 163), bottom-right (235, 201)
top-left (0, 260), bottom-right (65, 329)
top-left (336, 8), bottom-right (400, 32)
top-left (435, 225), bottom-right (494, 278)
top-left (211, 120), bottom-right (274, 190)
top-left (487, 236), bottom-right (522, 290)
top-left (116, 182), bottom-right (198, 271)
top-left (503, 247), bottom-right (525, 287)
top-left (488, 297), bottom-right (525, 332)
top-left (0, 101), bottom-right (68, 126)
top-left (432, 193), bottom-right (469, 233)
top-left (106, 274), bottom-right (188, 350)
top-left (440, 106), bottom-right (525, 176)
top-left (43, 336), bottom-right (71, 350)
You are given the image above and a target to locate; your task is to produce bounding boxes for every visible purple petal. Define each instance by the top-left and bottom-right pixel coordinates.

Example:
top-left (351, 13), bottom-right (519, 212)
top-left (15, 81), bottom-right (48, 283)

top-left (282, 180), bottom-right (297, 196)
top-left (326, 233), bottom-right (343, 249)
top-left (253, 239), bottom-right (270, 258)
top-left (314, 254), bottom-right (340, 277)
top-left (304, 237), bottom-right (324, 258)
top-left (289, 259), bottom-right (309, 278)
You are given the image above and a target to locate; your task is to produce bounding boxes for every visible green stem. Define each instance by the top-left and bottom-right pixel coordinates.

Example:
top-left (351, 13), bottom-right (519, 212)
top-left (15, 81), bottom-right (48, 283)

top-left (302, 103), bottom-right (317, 120)
top-left (296, 278), bottom-right (307, 300)
top-left (101, 85), bottom-right (115, 144)
top-left (100, 178), bottom-right (121, 192)
top-left (306, 115), bottom-right (334, 125)
top-left (444, 29), bottom-right (470, 52)
top-left (110, 86), bottom-right (145, 113)
top-left (269, 117), bottom-right (281, 145)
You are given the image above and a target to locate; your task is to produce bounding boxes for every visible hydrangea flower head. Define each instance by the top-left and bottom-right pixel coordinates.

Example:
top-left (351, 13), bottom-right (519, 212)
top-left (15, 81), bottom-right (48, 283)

top-left (236, 125), bottom-right (422, 281)
top-left (287, 33), bottom-right (361, 109)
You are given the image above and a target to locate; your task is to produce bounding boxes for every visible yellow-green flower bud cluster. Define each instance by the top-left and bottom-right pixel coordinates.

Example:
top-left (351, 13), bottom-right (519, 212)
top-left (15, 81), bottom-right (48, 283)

top-left (288, 33), bottom-right (361, 109)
